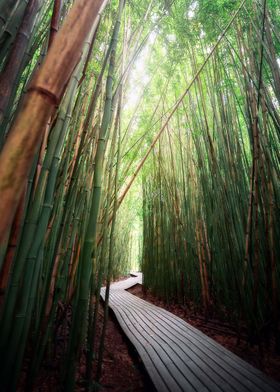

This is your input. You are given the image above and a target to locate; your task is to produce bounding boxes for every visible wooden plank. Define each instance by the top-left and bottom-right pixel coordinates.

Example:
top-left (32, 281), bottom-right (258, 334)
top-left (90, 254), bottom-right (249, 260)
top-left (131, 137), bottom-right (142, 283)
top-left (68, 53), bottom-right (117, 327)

top-left (119, 290), bottom-right (280, 391)
top-left (113, 296), bottom-right (223, 392)
top-left (112, 294), bottom-right (244, 392)
top-left (116, 292), bottom-right (273, 392)
top-left (109, 296), bottom-right (190, 391)
top-left (111, 307), bottom-right (170, 391)
top-left (101, 273), bottom-right (280, 392)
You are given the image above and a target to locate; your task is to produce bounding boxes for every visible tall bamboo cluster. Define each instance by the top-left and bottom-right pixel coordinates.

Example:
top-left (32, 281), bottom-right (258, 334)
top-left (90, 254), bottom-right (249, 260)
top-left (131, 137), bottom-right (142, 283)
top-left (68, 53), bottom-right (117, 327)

top-left (142, 1), bottom-right (280, 349)
top-left (0, 0), bottom-right (158, 389)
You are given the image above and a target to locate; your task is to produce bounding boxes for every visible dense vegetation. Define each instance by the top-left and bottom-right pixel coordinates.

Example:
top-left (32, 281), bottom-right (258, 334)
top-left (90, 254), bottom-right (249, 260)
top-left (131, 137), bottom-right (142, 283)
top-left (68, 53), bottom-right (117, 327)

top-left (142, 0), bottom-right (280, 350)
top-left (0, 0), bottom-right (279, 390)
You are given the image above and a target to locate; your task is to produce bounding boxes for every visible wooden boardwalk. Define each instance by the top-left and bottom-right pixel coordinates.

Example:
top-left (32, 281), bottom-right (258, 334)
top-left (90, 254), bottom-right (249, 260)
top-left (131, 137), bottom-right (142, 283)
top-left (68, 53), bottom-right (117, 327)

top-left (100, 273), bottom-right (280, 392)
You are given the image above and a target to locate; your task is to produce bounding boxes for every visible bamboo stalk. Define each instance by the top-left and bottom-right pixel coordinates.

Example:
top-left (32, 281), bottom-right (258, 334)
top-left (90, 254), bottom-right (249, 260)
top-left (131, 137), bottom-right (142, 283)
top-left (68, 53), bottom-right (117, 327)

top-left (0, 0), bottom-right (108, 244)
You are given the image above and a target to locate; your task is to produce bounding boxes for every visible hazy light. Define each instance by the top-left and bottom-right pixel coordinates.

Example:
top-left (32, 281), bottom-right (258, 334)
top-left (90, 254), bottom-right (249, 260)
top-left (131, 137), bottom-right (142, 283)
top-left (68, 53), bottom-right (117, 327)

top-left (167, 34), bottom-right (176, 43)
top-left (186, 1), bottom-right (198, 19)
top-left (200, 30), bottom-right (206, 39)
top-left (124, 31), bottom-right (157, 111)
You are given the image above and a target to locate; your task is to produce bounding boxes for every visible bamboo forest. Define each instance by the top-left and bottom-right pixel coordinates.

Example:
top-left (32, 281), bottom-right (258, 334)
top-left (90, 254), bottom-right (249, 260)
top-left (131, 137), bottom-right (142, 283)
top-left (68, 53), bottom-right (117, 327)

top-left (0, 0), bottom-right (280, 391)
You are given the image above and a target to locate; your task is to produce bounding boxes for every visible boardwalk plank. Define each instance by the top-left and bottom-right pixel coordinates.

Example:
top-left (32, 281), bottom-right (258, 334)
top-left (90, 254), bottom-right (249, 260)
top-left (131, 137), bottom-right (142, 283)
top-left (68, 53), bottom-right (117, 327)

top-left (112, 294), bottom-right (245, 392)
top-left (117, 290), bottom-right (280, 391)
top-left (100, 274), bottom-right (280, 392)
top-left (115, 292), bottom-right (273, 392)
top-left (113, 296), bottom-right (222, 392)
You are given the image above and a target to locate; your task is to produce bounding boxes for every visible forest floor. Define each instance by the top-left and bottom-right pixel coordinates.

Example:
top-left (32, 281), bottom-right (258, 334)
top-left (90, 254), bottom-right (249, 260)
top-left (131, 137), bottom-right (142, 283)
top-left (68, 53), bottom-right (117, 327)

top-left (19, 276), bottom-right (280, 390)
top-left (87, 274), bottom-right (155, 391)
top-left (127, 284), bottom-right (280, 383)
top-left (19, 275), bottom-right (155, 392)
top-left (92, 303), bottom-right (155, 392)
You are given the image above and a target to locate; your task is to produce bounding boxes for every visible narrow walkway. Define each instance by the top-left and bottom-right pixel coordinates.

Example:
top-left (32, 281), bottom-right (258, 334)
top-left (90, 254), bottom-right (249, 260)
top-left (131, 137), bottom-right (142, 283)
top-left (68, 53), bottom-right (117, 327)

top-left (100, 273), bottom-right (280, 392)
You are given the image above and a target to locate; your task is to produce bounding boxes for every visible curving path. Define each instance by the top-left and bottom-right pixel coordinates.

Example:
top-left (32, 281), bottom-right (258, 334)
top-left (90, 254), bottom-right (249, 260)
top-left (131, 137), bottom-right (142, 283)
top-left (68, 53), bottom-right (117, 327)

top-left (100, 273), bottom-right (280, 392)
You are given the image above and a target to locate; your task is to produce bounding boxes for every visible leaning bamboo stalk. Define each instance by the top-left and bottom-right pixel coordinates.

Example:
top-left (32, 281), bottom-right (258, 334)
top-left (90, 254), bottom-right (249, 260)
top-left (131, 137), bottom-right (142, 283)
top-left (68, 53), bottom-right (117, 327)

top-left (35, 7), bottom-right (85, 173)
top-left (115, 0), bottom-right (247, 213)
top-left (64, 2), bottom-right (124, 389)
top-left (0, 0), bottom-right (25, 44)
top-left (48, 0), bottom-right (62, 49)
top-left (0, 0), bottom-right (43, 122)
top-left (0, 0), bottom-right (108, 245)
top-left (97, 104), bottom-right (122, 381)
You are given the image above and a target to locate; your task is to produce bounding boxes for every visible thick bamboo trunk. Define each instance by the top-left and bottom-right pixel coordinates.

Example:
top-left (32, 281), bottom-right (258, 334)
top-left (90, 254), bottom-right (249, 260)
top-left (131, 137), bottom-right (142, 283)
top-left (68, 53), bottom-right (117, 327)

top-left (0, 0), bottom-right (108, 245)
top-left (0, 186), bottom-right (25, 299)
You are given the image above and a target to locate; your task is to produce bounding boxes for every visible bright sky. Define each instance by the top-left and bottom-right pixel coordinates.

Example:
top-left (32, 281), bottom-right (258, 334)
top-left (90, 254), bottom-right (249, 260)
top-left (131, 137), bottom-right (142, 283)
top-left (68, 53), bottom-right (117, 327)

top-left (124, 31), bottom-right (157, 111)
top-left (187, 1), bottom-right (198, 19)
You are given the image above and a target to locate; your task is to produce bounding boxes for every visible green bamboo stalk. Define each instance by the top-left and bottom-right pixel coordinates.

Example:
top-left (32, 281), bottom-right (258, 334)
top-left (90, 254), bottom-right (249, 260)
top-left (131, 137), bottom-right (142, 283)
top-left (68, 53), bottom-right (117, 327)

top-left (63, 1), bottom-right (124, 390)
top-left (0, 0), bottom-right (108, 244)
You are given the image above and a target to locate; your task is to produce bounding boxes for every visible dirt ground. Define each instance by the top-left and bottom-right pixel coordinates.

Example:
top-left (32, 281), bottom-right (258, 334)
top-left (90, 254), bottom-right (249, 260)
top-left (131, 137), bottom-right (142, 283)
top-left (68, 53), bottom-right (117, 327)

top-left (95, 274), bottom-right (155, 391)
top-left (18, 276), bottom-right (154, 392)
top-left (93, 305), bottom-right (155, 392)
top-left (127, 283), bottom-right (280, 383)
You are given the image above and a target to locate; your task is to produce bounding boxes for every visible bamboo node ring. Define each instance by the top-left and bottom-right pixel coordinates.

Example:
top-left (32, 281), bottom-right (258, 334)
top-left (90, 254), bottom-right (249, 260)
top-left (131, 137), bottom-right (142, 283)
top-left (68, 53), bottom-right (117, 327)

top-left (28, 86), bottom-right (60, 106)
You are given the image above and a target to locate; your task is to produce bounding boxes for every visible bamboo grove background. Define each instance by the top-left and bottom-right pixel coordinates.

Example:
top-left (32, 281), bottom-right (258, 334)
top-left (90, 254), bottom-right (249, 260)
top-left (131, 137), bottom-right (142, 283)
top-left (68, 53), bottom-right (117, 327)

top-left (0, 0), bottom-right (279, 390)
top-left (141, 0), bottom-right (280, 354)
